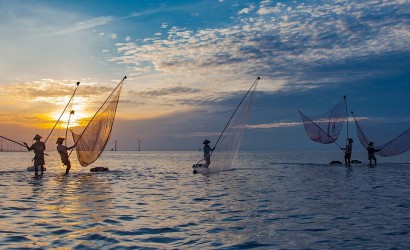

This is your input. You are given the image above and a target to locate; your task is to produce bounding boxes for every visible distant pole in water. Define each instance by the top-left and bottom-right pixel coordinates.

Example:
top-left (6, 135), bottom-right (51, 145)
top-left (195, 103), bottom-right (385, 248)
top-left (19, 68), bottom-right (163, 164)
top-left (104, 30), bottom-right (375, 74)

top-left (137, 139), bottom-right (142, 151)
top-left (114, 139), bottom-right (118, 151)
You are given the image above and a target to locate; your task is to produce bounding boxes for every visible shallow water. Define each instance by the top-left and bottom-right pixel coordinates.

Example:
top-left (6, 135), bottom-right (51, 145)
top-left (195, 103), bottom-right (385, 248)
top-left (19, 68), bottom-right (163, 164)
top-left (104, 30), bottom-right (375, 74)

top-left (0, 151), bottom-right (409, 249)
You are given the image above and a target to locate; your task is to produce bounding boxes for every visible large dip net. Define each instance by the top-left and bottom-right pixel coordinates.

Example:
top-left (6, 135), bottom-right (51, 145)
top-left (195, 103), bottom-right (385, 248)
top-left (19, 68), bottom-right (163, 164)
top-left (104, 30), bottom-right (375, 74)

top-left (71, 77), bottom-right (126, 167)
top-left (206, 77), bottom-right (259, 172)
top-left (298, 97), bottom-right (347, 145)
top-left (352, 112), bottom-right (410, 157)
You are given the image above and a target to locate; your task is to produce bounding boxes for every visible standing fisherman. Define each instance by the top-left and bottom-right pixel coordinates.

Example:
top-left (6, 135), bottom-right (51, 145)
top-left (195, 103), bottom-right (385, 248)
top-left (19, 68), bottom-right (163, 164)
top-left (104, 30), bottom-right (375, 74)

top-left (56, 137), bottom-right (75, 174)
top-left (203, 139), bottom-right (215, 167)
top-left (24, 134), bottom-right (46, 175)
top-left (367, 141), bottom-right (380, 166)
top-left (343, 138), bottom-right (353, 166)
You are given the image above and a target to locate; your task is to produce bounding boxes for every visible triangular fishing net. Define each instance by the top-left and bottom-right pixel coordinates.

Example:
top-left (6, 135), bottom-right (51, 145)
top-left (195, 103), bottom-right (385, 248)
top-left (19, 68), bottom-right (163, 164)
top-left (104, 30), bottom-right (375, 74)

top-left (353, 115), bottom-right (410, 157)
top-left (71, 79), bottom-right (124, 167)
top-left (298, 97), bottom-right (347, 144)
top-left (208, 78), bottom-right (259, 171)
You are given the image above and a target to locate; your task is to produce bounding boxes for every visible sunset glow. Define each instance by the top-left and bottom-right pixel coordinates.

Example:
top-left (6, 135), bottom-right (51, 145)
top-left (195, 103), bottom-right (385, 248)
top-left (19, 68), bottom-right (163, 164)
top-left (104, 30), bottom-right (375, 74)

top-left (0, 0), bottom-right (408, 150)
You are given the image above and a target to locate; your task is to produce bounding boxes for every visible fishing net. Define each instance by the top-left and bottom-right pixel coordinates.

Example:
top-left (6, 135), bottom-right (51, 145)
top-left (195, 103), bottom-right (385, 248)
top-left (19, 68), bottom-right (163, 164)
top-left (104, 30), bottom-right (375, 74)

top-left (353, 116), bottom-right (410, 157)
top-left (207, 78), bottom-right (259, 171)
top-left (298, 97), bottom-right (347, 144)
top-left (71, 78), bottom-right (125, 167)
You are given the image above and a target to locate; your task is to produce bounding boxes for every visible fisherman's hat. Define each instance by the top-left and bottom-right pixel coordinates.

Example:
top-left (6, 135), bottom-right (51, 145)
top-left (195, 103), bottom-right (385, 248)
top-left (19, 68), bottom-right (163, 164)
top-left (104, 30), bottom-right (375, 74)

top-left (348, 138), bottom-right (353, 142)
top-left (56, 137), bottom-right (65, 144)
top-left (33, 134), bottom-right (42, 140)
top-left (203, 139), bottom-right (210, 144)
top-left (369, 141), bottom-right (374, 145)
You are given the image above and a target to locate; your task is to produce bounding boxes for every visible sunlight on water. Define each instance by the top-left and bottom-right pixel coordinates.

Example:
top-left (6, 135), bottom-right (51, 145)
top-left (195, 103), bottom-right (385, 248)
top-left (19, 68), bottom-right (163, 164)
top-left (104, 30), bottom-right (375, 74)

top-left (0, 151), bottom-right (409, 249)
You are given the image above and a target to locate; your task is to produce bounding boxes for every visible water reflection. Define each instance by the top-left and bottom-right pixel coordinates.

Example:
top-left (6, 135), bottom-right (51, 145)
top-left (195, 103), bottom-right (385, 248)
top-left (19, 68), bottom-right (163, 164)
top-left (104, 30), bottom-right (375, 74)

top-left (0, 151), bottom-right (409, 249)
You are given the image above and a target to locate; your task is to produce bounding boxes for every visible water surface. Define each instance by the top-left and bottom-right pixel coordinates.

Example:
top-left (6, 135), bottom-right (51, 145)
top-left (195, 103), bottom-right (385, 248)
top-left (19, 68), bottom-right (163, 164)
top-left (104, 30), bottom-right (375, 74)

top-left (0, 151), bottom-right (409, 249)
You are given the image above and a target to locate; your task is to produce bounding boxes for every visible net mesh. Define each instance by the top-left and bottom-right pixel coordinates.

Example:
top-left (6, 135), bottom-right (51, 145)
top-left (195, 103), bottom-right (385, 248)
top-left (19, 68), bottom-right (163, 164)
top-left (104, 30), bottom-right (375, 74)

top-left (299, 98), bottom-right (347, 144)
top-left (353, 117), bottom-right (410, 157)
top-left (71, 81), bottom-right (123, 167)
top-left (207, 79), bottom-right (258, 172)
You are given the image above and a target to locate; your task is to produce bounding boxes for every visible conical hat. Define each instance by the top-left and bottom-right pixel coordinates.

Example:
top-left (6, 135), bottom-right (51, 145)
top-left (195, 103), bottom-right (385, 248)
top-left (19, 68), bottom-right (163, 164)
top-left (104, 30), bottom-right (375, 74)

top-left (56, 137), bottom-right (65, 144)
top-left (203, 139), bottom-right (210, 144)
top-left (33, 134), bottom-right (42, 140)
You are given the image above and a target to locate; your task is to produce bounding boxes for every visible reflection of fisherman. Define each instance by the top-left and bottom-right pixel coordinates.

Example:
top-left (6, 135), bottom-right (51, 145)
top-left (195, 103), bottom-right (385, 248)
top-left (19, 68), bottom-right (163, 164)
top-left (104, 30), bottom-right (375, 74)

top-left (24, 134), bottom-right (46, 175)
top-left (367, 142), bottom-right (380, 166)
top-left (342, 138), bottom-right (353, 166)
top-left (56, 137), bottom-right (75, 174)
top-left (203, 139), bottom-right (215, 167)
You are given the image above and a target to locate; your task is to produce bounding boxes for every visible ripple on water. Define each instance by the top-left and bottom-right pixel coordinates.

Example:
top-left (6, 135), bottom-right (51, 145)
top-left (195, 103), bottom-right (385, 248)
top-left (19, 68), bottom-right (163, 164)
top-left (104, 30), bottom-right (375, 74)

top-left (224, 240), bottom-right (277, 249)
top-left (3, 235), bottom-right (31, 243)
top-left (108, 226), bottom-right (181, 237)
top-left (117, 215), bottom-right (136, 221)
top-left (140, 236), bottom-right (184, 244)
top-left (80, 233), bottom-right (120, 244)
top-left (50, 229), bottom-right (72, 236)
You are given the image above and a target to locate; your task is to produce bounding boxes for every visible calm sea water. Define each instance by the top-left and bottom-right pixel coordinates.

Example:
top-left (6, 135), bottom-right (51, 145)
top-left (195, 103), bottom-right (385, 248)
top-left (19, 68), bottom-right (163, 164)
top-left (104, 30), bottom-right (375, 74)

top-left (0, 150), bottom-right (409, 249)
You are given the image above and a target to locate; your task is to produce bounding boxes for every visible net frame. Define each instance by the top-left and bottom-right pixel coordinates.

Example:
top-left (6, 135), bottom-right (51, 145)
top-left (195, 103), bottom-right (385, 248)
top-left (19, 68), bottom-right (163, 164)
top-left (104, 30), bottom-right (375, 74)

top-left (70, 77), bottom-right (126, 167)
top-left (298, 97), bottom-right (347, 147)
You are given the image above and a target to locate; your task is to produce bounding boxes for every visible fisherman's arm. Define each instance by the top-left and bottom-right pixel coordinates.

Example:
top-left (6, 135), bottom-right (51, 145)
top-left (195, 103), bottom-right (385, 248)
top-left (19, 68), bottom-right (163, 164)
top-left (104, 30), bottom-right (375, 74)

top-left (23, 142), bottom-right (31, 151)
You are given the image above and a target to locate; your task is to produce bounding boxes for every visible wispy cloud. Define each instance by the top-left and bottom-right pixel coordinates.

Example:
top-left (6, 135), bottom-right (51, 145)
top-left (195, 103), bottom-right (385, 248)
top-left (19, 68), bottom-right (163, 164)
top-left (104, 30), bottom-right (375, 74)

top-left (247, 121), bottom-right (302, 129)
top-left (112, 0), bottom-right (410, 94)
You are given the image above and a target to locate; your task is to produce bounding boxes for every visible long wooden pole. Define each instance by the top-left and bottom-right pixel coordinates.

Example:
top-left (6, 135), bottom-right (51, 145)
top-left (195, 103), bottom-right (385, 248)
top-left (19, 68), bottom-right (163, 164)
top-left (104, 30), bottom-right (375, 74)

top-left (44, 82), bottom-right (80, 143)
top-left (0, 135), bottom-right (26, 147)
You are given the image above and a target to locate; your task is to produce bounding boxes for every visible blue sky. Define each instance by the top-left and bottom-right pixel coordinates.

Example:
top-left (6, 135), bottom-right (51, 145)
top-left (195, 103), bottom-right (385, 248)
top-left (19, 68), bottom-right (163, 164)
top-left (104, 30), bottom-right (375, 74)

top-left (0, 0), bottom-right (409, 151)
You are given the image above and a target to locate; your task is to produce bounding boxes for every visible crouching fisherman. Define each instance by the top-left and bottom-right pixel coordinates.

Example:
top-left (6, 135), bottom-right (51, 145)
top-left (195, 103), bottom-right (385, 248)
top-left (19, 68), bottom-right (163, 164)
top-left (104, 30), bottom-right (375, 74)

top-left (56, 137), bottom-right (75, 174)
top-left (24, 134), bottom-right (46, 176)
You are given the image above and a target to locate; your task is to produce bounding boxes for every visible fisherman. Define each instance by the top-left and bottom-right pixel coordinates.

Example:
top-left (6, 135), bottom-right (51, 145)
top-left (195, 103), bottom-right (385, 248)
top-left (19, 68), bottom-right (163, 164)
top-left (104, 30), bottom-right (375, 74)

top-left (24, 134), bottom-right (46, 175)
top-left (367, 141), bottom-right (379, 166)
top-left (56, 137), bottom-right (75, 174)
top-left (203, 139), bottom-right (215, 167)
top-left (343, 138), bottom-right (353, 166)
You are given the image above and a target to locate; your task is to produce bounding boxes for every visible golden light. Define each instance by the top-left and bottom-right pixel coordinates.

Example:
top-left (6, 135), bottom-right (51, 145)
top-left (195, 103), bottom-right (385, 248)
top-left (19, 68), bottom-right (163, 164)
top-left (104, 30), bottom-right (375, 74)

top-left (50, 102), bottom-right (91, 129)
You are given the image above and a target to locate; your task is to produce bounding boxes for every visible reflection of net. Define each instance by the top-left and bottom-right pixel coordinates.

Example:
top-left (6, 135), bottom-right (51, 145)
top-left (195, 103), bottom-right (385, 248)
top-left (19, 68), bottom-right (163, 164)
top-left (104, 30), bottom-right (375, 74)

top-left (354, 119), bottom-right (410, 157)
top-left (71, 82), bottom-right (123, 167)
top-left (209, 83), bottom-right (257, 171)
top-left (299, 98), bottom-right (346, 144)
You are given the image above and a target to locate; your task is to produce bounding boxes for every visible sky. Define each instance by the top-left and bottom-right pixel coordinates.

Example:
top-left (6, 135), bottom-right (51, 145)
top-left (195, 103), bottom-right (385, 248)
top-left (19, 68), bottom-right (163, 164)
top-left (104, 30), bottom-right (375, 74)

top-left (0, 0), bottom-right (409, 152)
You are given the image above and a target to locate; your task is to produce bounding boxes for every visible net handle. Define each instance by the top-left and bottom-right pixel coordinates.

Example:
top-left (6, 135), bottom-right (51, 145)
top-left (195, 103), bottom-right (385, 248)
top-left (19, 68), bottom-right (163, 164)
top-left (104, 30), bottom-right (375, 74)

top-left (344, 95), bottom-right (349, 144)
top-left (0, 135), bottom-right (26, 147)
top-left (44, 82), bottom-right (80, 143)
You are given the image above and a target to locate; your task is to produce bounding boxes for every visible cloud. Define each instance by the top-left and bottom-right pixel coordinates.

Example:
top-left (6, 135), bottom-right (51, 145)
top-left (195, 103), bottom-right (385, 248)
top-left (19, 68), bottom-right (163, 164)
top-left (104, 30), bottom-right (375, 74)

top-left (247, 121), bottom-right (301, 129)
top-left (51, 16), bottom-right (115, 35)
top-left (112, 0), bottom-right (410, 94)
top-left (139, 86), bottom-right (200, 97)
top-left (238, 4), bottom-right (255, 15)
